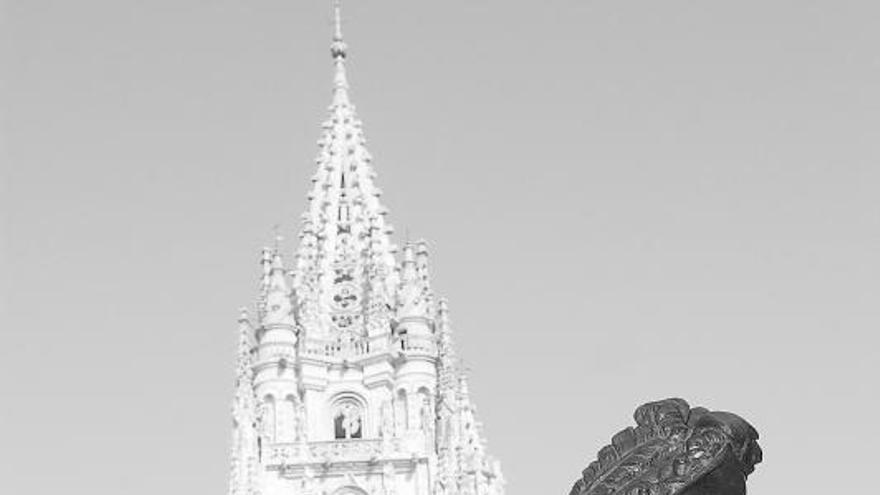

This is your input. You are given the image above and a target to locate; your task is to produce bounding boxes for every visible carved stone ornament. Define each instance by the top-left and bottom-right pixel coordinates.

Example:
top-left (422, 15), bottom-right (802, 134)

top-left (570, 398), bottom-right (762, 495)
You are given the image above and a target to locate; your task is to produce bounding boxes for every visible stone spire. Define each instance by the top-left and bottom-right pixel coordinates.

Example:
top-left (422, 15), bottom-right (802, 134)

top-left (229, 308), bottom-right (260, 495)
top-left (416, 240), bottom-right (435, 314)
top-left (432, 299), bottom-right (504, 495)
top-left (257, 247), bottom-right (273, 320)
top-left (397, 241), bottom-right (435, 321)
top-left (436, 299), bottom-right (458, 386)
top-left (293, 0), bottom-right (396, 341)
top-left (435, 299), bottom-right (460, 493)
top-left (262, 237), bottom-right (295, 328)
top-left (229, 7), bottom-right (504, 495)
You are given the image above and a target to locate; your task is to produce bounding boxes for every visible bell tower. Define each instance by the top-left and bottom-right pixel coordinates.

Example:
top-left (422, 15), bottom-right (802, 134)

top-left (227, 4), bottom-right (504, 495)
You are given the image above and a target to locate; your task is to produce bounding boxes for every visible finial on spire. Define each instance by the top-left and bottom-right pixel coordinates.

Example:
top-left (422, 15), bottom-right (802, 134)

top-left (330, 0), bottom-right (347, 59)
top-left (333, 0), bottom-right (343, 41)
top-left (330, 0), bottom-right (350, 105)
top-left (272, 224), bottom-right (283, 252)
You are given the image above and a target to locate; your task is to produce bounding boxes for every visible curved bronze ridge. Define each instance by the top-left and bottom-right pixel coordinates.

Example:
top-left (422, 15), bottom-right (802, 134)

top-left (570, 398), bottom-right (762, 495)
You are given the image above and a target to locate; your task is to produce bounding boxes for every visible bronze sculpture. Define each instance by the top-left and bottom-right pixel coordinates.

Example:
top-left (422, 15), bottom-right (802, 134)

top-left (570, 399), bottom-right (762, 495)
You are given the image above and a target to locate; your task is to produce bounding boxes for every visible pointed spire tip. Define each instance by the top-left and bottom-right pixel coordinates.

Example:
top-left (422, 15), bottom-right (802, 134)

top-left (333, 0), bottom-right (343, 41)
top-left (330, 0), bottom-right (347, 59)
top-left (272, 224), bottom-right (284, 252)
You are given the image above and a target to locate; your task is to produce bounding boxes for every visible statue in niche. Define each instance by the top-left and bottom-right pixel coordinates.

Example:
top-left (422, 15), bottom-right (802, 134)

top-left (419, 394), bottom-right (433, 430)
top-left (294, 401), bottom-right (307, 443)
top-left (419, 393), bottom-right (435, 451)
top-left (380, 400), bottom-right (395, 441)
top-left (333, 402), bottom-right (362, 440)
top-left (569, 398), bottom-right (762, 495)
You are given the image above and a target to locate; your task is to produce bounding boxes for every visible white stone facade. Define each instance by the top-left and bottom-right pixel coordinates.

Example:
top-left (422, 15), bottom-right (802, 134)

top-left (228, 6), bottom-right (504, 495)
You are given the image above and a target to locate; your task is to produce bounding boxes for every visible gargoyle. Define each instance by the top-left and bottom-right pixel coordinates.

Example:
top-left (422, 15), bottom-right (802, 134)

top-left (570, 399), bottom-right (762, 495)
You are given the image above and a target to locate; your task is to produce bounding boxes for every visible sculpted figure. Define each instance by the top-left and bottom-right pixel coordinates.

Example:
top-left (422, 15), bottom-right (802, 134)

top-left (380, 400), bottom-right (395, 438)
top-left (294, 401), bottom-right (307, 443)
top-left (570, 399), bottom-right (762, 495)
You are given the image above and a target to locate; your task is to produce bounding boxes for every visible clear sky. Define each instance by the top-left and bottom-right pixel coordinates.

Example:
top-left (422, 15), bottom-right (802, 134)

top-left (2, 1), bottom-right (878, 494)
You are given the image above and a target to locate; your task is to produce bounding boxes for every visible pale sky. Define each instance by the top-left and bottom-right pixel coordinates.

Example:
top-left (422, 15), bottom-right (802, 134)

top-left (2, 1), bottom-right (879, 494)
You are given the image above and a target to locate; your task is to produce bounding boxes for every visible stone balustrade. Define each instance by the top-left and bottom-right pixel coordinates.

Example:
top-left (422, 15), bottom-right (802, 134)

top-left (266, 439), bottom-right (383, 465)
top-left (300, 337), bottom-right (371, 357)
top-left (397, 334), bottom-right (436, 355)
top-left (294, 333), bottom-right (438, 361)
top-left (309, 438), bottom-right (383, 461)
top-left (299, 335), bottom-right (395, 360)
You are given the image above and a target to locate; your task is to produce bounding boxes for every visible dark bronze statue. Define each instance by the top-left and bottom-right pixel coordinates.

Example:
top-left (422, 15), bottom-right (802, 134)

top-left (570, 399), bottom-right (762, 495)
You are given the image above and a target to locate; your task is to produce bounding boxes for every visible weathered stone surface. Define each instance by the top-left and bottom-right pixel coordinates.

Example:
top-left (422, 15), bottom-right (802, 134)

top-left (570, 399), bottom-right (762, 495)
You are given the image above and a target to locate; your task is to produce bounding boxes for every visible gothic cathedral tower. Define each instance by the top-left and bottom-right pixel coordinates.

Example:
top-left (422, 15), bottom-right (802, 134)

top-left (228, 4), bottom-right (504, 495)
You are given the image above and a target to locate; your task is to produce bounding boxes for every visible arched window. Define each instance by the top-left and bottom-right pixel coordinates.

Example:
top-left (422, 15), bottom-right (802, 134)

top-left (284, 395), bottom-right (298, 442)
top-left (332, 399), bottom-right (363, 439)
top-left (395, 389), bottom-right (408, 433)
